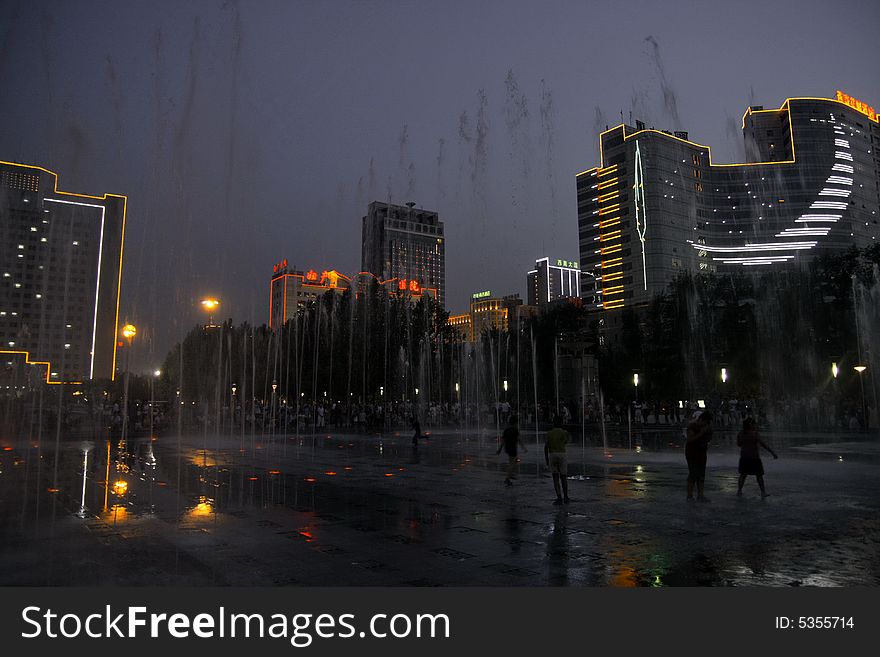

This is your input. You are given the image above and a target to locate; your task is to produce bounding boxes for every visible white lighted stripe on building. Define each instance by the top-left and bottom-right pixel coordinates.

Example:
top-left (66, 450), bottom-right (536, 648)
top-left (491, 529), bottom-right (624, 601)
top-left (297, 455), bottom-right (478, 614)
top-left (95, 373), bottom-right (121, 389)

top-left (43, 197), bottom-right (106, 380)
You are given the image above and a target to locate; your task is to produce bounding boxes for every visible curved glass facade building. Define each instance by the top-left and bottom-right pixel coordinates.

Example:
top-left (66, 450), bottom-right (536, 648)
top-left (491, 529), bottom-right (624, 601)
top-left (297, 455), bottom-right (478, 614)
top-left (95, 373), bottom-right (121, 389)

top-left (577, 93), bottom-right (879, 311)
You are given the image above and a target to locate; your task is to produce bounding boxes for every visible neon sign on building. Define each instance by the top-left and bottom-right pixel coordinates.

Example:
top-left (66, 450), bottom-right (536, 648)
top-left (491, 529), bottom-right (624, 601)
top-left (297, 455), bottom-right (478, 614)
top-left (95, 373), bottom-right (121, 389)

top-left (836, 90), bottom-right (877, 122)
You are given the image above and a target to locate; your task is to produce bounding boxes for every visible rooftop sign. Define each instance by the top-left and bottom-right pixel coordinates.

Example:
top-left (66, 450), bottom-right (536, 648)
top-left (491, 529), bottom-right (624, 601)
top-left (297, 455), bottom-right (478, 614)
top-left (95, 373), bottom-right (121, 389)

top-left (836, 90), bottom-right (877, 122)
top-left (472, 290), bottom-right (492, 299)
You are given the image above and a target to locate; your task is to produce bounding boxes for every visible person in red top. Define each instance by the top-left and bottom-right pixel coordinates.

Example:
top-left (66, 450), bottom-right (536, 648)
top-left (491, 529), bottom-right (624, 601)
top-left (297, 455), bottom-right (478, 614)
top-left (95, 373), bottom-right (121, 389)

top-left (736, 417), bottom-right (777, 498)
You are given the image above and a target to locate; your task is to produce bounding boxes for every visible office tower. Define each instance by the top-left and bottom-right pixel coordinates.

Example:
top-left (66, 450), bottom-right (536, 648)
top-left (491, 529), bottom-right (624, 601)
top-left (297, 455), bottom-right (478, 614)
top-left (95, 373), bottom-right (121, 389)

top-left (1, 161), bottom-right (126, 383)
top-left (576, 92), bottom-right (879, 311)
top-left (527, 256), bottom-right (581, 306)
top-left (361, 201), bottom-right (446, 308)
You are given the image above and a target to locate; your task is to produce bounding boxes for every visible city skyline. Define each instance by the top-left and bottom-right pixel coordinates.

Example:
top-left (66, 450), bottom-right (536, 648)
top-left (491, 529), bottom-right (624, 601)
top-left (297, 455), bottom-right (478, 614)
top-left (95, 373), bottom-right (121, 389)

top-left (0, 0), bottom-right (878, 369)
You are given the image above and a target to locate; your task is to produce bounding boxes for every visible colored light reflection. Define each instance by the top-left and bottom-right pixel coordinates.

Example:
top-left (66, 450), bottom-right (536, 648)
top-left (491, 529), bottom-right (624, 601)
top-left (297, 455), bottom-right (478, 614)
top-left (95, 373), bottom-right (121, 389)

top-left (324, 471), bottom-right (337, 476)
top-left (305, 477), bottom-right (317, 483)
top-left (190, 496), bottom-right (213, 518)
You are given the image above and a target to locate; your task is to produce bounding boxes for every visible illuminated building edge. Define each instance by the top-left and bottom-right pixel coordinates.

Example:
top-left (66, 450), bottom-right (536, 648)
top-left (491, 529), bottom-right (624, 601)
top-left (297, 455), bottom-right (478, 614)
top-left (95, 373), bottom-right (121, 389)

top-left (576, 94), bottom-right (880, 312)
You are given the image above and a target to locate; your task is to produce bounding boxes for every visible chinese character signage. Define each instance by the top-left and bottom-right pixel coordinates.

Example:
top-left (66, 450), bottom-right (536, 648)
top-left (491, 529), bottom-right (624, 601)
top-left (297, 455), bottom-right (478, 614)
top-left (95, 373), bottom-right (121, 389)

top-left (836, 90), bottom-right (877, 122)
top-left (555, 259), bottom-right (579, 269)
top-left (472, 290), bottom-right (492, 299)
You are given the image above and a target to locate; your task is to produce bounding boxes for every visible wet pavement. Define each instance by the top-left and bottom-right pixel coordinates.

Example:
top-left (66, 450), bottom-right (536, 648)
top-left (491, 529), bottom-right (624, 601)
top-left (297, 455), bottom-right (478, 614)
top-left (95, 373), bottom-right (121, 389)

top-left (1, 426), bottom-right (878, 586)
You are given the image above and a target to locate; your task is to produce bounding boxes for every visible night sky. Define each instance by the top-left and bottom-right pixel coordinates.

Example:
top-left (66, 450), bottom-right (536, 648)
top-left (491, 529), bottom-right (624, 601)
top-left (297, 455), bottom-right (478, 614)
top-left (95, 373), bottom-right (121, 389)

top-left (1, 0), bottom-right (878, 370)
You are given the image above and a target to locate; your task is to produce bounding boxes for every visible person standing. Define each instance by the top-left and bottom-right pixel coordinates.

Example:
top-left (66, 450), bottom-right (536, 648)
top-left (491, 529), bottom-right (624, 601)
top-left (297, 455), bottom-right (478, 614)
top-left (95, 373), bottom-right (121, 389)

top-left (496, 415), bottom-right (526, 486)
top-left (685, 411), bottom-right (714, 502)
top-left (736, 417), bottom-right (777, 498)
top-left (544, 415), bottom-right (571, 505)
top-left (411, 415), bottom-right (422, 447)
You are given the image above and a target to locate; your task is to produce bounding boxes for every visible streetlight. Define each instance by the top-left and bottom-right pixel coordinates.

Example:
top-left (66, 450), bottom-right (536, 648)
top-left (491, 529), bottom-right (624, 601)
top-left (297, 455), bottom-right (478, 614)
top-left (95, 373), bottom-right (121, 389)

top-left (832, 362), bottom-right (839, 379)
top-left (201, 297), bottom-right (220, 328)
top-left (721, 367), bottom-right (729, 384)
top-left (854, 365), bottom-right (868, 431)
top-left (150, 368), bottom-right (161, 438)
top-left (120, 323), bottom-right (137, 452)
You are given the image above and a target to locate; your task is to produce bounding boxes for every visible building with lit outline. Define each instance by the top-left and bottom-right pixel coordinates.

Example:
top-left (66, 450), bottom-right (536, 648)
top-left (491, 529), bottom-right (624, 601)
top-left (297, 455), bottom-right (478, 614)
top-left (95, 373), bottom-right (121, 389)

top-left (1, 161), bottom-right (126, 384)
top-left (361, 200), bottom-right (446, 308)
top-left (576, 91), bottom-right (880, 312)
top-left (269, 260), bottom-right (437, 329)
top-left (527, 256), bottom-right (581, 306)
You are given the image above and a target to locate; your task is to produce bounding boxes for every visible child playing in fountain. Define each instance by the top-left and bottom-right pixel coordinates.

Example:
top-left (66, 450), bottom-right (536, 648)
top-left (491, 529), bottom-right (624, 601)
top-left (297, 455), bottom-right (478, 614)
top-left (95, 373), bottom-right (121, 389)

top-left (496, 415), bottom-right (526, 486)
top-left (736, 417), bottom-right (777, 498)
top-left (685, 411), bottom-right (713, 502)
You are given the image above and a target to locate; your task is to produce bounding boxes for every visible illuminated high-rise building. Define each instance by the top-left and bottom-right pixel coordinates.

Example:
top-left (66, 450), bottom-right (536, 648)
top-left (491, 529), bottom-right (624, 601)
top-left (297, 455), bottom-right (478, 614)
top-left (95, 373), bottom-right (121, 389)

top-left (0, 161), bottom-right (126, 383)
top-left (361, 201), bottom-right (446, 308)
top-left (527, 256), bottom-right (581, 306)
top-left (576, 92), bottom-right (880, 312)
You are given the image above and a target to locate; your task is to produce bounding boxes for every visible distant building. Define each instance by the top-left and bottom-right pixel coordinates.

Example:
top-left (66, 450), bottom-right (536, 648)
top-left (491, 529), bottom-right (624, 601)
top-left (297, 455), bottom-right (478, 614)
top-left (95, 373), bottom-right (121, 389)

top-left (0, 161), bottom-right (126, 383)
top-left (447, 291), bottom-right (532, 342)
top-left (269, 259), bottom-right (436, 329)
top-left (361, 200), bottom-right (446, 308)
top-left (576, 92), bottom-right (880, 312)
top-left (526, 256), bottom-right (581, 306)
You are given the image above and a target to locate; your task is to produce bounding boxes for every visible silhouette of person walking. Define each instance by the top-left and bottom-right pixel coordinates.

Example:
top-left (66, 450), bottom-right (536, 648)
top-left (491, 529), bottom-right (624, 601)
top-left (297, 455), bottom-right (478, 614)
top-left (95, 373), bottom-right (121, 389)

top-left (411, 415), bottom-right (422, 447)
top-left (736, 417), bottom-right (777, 498)
top-left (685, 411), bottom-right (713, 502)
top-left (544, 415), bottom-right (571, 505)
top-left (496, 415), bottom-right (526, 486)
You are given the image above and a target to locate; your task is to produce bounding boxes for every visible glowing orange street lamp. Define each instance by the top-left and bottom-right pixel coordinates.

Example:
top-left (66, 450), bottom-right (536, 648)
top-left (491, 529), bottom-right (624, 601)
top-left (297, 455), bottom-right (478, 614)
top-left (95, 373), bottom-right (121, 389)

top-left (201, 298), bottom-right (220, 328)
top-left (120, 323), bottom-right (137, 451)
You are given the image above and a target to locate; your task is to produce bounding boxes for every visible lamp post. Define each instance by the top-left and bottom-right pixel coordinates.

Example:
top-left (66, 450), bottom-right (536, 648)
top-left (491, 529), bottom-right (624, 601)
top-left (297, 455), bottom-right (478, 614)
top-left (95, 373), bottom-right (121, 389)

top-left (200, 297), bottom-right (220, 328)
top-left (271, 379), bottom-right (278, 431)
top-left (854, 365), bottom-right (868, 431)
top-left (150, 369), bottom-right (160, 438)
top-left (120, 324), bottom-right (137, 453)
top-left (231, 383), bottom-right (237, 436)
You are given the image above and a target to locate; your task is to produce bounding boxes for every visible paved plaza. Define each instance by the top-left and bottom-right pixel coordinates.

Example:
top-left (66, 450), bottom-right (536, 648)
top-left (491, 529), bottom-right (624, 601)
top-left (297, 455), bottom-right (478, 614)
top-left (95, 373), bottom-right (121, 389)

top-left (1, 426), bottom-right (879, 586)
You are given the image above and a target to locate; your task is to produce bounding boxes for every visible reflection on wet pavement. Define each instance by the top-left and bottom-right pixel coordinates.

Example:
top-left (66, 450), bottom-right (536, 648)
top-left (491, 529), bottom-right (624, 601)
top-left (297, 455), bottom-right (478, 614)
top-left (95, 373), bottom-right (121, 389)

top-left (0, 428), bottom-right (878, 586)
